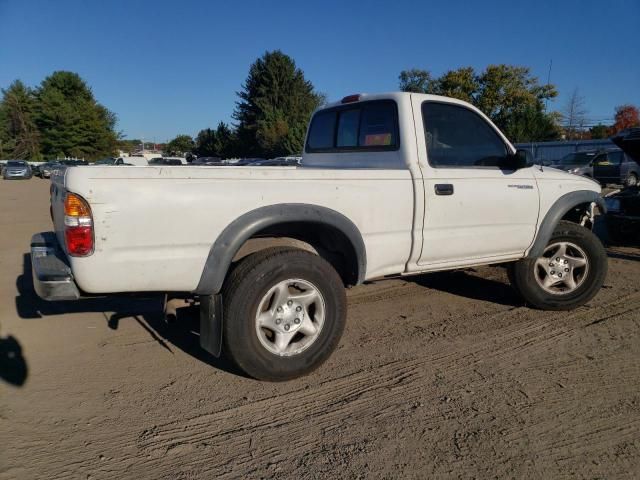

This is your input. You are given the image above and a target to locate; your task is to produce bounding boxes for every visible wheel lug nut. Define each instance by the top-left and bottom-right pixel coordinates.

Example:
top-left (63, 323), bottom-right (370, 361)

top-left (294, 318), bottom-right (300, 324)
top-left (287, 300), bottom-right (293, 306)
top-left (275, 318), bottom-right (282, 325)
top-left (550, 270), bottom-right (555, 275)
top-left (549, 263), bottom-right (554, 267)
top-left (277, 306), bottom-right (283, 313)
top-left (564, 268), bottom-right (569, 272)
top-left (558, 273), bottom-right (563, 277)
top-left (296, 306), bottom-right (302, 312)
top-left (284, 324), bottom-right (290, 331)
top-left (556, 257), bottom-right (560, 262)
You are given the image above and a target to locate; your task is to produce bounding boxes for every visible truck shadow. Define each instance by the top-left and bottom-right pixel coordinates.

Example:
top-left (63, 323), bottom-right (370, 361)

top-left (14, 253), bottom-right (246, 378)
top-left (406, 269), bottom-right (523, 307)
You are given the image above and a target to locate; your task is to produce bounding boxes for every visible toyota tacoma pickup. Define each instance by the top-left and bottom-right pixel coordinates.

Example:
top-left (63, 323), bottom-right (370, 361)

top-left (32, 92), bottom-right (613, 381)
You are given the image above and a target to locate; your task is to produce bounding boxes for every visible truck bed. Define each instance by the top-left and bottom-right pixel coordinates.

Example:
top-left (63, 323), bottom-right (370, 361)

top-left (51, 165), bottom-right (414, 293)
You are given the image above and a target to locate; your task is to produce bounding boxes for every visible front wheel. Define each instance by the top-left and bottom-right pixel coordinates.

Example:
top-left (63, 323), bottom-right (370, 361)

top-left (509, 221), bottom-right (608, 310)
top-left (624, 172), bottom-right (638, 188)
top-left (222, 247), bottom-right (347, 381)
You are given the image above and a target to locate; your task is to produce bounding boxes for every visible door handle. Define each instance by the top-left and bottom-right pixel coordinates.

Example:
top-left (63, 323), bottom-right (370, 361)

top-left (434, 183), bottom-right (454, 196)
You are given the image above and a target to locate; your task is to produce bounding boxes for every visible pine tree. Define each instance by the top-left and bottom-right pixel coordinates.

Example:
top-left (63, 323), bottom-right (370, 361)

top-left (234, 51), bottom-right (322, 158)
top-left (36, 71), bottom-right (117, 159)
top-left (0, 80), bottom-right (41, 159)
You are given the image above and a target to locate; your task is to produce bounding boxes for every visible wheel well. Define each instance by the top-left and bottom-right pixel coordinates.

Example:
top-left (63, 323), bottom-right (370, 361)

top-left (232, 221), bottom-right (360, 287)
top-left (561, 202), bottom-right (593, 224)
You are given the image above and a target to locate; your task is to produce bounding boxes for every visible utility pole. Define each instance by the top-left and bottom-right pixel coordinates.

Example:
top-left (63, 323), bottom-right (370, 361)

top-left (545, 59), bottom-right (553, 112)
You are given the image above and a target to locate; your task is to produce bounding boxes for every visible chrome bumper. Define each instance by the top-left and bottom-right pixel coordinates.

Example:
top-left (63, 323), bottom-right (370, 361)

top-left (31, 232), bottom-right (80, 301)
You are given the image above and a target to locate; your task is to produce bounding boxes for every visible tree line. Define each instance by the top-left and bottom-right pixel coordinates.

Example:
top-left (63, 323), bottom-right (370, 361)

top-left (0, 72), bottom-right (118, 160)
top-left (2, 53), bottom-right (638, 161)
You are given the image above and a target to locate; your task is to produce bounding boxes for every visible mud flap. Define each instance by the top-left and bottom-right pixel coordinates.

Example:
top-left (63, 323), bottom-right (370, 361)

top-left (200, 294), bottom-right (223, 357)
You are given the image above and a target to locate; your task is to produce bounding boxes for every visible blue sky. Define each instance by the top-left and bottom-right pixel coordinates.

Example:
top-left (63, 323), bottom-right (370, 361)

top-left (1, 0), bottom-right (638, 142)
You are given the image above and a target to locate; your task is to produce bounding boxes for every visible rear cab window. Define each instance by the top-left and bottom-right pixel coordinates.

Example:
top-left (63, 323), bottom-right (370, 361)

top-left (306, 100), bottom-right (399, 153)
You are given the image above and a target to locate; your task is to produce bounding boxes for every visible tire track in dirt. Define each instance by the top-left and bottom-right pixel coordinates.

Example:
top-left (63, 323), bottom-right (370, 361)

top-left (108, 292), bottom-right (640, 479)
top-left (10, 291), bottom-right (639, 480)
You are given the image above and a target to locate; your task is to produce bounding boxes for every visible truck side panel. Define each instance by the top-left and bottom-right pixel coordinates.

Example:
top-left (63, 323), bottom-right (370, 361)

top-left (62, 166), bottom-right (414, 293)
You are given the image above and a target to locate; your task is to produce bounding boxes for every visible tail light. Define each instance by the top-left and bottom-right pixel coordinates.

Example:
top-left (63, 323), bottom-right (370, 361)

top-left (64, 193), bottom-right (94, 256)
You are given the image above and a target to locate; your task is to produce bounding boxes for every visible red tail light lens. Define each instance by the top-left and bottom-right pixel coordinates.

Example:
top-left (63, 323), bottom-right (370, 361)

top-left (64, 193), bottom-right (94, 256)
top-left (65, 226), bottom-right (93, 256)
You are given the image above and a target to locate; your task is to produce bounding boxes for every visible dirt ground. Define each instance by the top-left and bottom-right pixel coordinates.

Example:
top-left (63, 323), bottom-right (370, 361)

top-left (1, 179), bottom-right (639, 479)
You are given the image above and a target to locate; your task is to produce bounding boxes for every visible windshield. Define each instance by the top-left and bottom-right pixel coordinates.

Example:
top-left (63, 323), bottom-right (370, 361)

top-left (94, 158), bottom-right (115, 165)
top-left (7, 161), bottom-right (27, 167)
top-left (557, 152), bottom-right (595, 166)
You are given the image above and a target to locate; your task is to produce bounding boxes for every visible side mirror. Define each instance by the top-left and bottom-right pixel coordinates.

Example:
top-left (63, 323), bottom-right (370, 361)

top-left (503, 149), bottom-right (533, 170)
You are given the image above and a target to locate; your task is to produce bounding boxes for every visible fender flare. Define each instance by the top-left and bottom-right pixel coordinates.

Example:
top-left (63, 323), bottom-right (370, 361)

top-left (194, 203), bottom-right (367, 295)
top-left (525, 190), bottom-right (606, 258)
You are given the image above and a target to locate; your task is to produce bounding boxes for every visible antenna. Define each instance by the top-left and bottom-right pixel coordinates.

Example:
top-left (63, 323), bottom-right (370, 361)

top-left (545, 59), bottom-right (553, 112)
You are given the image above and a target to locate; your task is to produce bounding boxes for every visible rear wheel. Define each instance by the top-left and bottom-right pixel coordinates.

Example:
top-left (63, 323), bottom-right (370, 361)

top-left (625, 172), bottom-right (638, 188)
top-left (509, 221), bottom-right (607, 310)
top-left (222, 247), bottom-right (347, 381)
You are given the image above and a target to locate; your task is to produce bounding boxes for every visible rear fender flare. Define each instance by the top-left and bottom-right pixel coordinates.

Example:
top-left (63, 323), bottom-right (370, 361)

top-left (194, 203), bottom-right (367, 295)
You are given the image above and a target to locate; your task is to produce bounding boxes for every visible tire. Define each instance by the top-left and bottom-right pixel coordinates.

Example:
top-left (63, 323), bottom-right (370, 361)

top-left (624, 172), bottom-right (638, 188)
top-left (509, 221), bottom-right (607, 310)
top-left (221, 247), bottom-right (347, 381)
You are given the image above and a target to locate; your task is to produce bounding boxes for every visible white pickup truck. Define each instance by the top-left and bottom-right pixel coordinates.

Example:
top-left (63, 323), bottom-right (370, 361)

top-left (32, 92), bottom-right (609, 380)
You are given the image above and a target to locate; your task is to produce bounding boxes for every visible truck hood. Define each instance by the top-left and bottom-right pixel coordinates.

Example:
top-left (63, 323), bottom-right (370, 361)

top-left (610, 128), bottom-right (640, 165)
top-left (534, 165), bottom-right (601, 191)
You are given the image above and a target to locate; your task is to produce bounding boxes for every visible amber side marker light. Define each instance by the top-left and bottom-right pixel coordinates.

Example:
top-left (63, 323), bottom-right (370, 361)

top-left (64, 193), bottom-right (94, 256)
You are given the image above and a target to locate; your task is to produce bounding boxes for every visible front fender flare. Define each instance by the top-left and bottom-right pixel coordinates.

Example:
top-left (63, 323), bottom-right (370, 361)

top-left (525, 190), bottom-right (606, 258)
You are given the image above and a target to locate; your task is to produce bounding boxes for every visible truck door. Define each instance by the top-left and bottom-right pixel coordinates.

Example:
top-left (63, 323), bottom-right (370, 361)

top-left (411, 97), bottom-right (540, 266)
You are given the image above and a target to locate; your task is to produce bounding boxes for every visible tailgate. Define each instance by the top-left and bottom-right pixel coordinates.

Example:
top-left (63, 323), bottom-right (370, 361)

top-left (50, 168), bottom-right (69, 254)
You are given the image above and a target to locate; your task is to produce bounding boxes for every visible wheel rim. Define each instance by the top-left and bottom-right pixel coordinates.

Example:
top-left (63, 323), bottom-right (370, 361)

top-left (628, 174), bottom-right (638, 187)
top-left (254, 278), bottom-right (325, 356)
top-left (534, 241), bottom-right (589, 295)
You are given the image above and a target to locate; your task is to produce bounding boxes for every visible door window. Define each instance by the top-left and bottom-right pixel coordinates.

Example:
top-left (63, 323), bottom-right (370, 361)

top-left (422, 102), bottom-right (507, 168)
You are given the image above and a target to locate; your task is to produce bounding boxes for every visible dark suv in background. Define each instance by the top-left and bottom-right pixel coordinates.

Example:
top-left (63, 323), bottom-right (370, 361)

top-left (592, 148), bottom-right (639, 187)
top-left (550, 151), bottom-right (596, 177)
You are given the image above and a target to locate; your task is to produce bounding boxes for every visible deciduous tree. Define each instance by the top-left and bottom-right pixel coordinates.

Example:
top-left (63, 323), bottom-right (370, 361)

top-left (589, 124), bottom-right (610, 139)
top-left (612, 104), bottom-right (640, 134)
top-left (399, 64), bottom-right (559, 142)
top-left (561, 88), bottom-right (588, 140)
top-left (164, 134), bottom-right (194, 156)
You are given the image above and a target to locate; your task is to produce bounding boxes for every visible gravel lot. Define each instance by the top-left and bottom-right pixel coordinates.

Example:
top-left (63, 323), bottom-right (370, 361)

top-left (1, 178), bottom-right (639, 479)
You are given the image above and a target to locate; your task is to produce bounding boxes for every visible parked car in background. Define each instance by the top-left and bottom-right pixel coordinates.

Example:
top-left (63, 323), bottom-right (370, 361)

top-left (34, 162), bottom-right (62, 178)
top-left (231, 158), bottom-right (266, 166)
top-left (248, 157), bottom-right (301, 166)
top-left (592, 148), bottom-right (639, 187)
top-left (604, 128), bottom-right (640, 242)
top-left (550, 151), bottom-right (597, 178)
top-left (92, 157), bottom-right (130, 166)
top-left (121, 155), bottom-right (149, 166)
top-left (148, 157), bottom-right (184, 166)
top-left (57, 160), bottom-right (89, 167)
top-left (2, 160), bottom-right (32, 180)
top-left (190, 156), bottom-right (223, 166)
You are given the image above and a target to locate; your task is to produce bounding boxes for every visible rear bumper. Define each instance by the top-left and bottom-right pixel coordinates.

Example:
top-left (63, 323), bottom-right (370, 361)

top-left (31, 232), bottom-right (80, 301)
